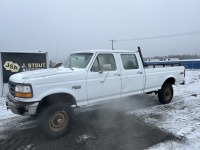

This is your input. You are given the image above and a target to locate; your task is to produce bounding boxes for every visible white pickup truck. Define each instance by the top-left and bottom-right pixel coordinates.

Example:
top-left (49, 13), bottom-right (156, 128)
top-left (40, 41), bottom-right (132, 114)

top-left (6, 49), bottom-right (185, 138)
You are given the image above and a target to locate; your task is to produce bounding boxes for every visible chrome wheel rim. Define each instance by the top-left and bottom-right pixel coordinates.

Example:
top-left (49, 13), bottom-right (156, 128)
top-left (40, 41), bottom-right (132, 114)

top-left (164, 88), bottom-right (171, 101)
top-left (49, 111), bottom-right (68, 132)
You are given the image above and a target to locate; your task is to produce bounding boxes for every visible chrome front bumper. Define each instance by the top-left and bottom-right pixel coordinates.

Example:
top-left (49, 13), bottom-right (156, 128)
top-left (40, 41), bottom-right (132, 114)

top-left (6, 94), bottom-right (39, 115)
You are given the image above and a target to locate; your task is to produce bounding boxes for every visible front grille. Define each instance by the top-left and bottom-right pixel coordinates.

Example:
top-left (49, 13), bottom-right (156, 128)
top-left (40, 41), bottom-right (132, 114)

top-left (8, 81), bottom-right (16, 97)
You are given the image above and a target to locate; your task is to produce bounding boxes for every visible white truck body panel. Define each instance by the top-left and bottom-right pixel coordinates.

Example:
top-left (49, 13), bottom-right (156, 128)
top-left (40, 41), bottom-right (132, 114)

top-left (144, 67), bottom-right (184, 93)
top-left (120, 53), bottom-right (145, 97)
top-left (9, 67), bottom-right (88, 104)
top-left (6, 50), bottom-right (185, 116)
top-left (87, 53), bottom-right (121, 104)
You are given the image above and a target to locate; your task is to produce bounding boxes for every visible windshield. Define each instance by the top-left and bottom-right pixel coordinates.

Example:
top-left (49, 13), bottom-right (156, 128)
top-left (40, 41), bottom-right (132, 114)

top-left (62, 53), bottom-right (93, 69)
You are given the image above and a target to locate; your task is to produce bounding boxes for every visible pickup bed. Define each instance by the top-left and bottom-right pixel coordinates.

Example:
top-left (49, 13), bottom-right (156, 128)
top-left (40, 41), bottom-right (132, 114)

top-left (6, 49), bottom-right (185, 138)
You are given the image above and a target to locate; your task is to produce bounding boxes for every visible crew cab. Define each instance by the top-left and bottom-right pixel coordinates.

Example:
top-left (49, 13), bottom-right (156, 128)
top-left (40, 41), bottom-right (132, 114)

top-left (6, 49), bottom-right (185, 138)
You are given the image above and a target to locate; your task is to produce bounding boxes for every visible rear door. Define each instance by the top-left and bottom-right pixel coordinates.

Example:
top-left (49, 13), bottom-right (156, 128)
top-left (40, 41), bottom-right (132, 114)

top-left (120, 53), bottom-right (144, 96)
top-left (87, 53), bottom-right (121, 103)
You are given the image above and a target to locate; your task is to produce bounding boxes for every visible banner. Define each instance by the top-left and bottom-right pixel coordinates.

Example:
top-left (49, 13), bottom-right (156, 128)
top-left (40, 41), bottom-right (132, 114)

top-left (1, 52), bottom-right (47, 83)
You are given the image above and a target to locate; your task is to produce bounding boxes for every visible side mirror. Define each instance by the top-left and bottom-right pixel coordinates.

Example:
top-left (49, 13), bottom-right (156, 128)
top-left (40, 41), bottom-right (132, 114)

top-left (103, 64), bottom-right (111, 71)
top-left (99, 64), bottom-right (111, 73)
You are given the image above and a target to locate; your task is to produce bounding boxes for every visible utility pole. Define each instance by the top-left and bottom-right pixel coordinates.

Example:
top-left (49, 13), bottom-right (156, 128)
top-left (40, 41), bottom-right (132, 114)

top-left (109, 39), bottom-right (114, 50)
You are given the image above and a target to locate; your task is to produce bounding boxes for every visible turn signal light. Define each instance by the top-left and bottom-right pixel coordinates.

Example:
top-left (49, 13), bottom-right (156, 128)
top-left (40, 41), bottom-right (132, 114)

top-left (15, 92), bottom-right (33, 98)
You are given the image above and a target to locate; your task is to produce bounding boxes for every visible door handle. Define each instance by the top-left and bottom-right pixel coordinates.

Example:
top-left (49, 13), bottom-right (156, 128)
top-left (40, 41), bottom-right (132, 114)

top-left (114, 73), bottom-right (120, 76)
top-left (137, 71), bottom-right (143, 74)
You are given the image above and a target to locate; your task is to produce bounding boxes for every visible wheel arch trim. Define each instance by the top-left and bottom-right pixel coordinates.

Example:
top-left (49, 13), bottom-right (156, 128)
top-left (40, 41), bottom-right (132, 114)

top-left (162, 76), bottom-right (176, 86)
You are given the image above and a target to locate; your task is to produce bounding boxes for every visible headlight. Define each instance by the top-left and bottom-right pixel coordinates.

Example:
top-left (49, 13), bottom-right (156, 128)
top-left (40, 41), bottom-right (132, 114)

top-left (15, 84), bottom-right (33, 98)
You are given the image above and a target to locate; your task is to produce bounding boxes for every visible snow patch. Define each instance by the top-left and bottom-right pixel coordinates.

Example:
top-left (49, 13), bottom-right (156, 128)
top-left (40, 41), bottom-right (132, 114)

top-left (1, 69), bottom-right (200, 149)
top-left (76, 134), bottom-right (94, 143)
top-left (0, 97), bottom-right (17, 120)
top-left (128, 70), bottom-right (200, 149)
top-left (17, 144), bottom-right (35, 150)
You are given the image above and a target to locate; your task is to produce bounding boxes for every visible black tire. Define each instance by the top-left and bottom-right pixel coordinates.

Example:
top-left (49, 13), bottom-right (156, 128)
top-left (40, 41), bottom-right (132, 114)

top-left (38, 102), bottom-right (74, 139)
top-left (158, 84), bottom-right (173, 104)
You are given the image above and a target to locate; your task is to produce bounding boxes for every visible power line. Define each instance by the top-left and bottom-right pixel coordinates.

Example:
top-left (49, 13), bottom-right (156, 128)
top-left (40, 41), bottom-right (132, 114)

top-left (113, 30), bottom-right (200, 42)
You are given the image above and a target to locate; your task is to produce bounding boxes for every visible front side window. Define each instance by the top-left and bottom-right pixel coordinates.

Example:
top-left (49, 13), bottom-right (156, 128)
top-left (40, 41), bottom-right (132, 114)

top-left (121, 54), bottom-right (139, 70)
top-left (62, 53), bottom-right (93, 69)
top-left (91, 54), bottom-right (116, 72)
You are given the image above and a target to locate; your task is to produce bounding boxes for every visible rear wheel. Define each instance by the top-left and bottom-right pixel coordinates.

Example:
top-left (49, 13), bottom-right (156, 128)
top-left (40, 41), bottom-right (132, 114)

top-left (158, 84), bottom-right (173, 104)
top-left (38, 102), bottom-right (74, 139)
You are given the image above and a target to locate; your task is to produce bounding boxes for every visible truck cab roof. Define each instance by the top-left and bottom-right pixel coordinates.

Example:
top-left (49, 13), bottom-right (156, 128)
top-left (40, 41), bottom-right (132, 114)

top-left (74, 49), bottom-right (137, 54)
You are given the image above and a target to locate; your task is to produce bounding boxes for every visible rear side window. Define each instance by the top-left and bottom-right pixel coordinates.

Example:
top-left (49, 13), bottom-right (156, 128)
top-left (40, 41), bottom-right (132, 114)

top-left (91, 54), bottom-right (117, 72)
top-left (121, 54), bottom-right (139, 70)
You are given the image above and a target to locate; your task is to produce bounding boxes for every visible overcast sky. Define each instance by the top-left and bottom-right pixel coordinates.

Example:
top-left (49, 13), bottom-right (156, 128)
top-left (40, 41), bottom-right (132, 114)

top-left (0, 0), bottom-right (200, 61)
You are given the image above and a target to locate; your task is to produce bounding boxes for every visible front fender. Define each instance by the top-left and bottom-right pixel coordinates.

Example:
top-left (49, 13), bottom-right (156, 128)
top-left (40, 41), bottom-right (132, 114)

top-left (35, 87), bottom-right (78, 102)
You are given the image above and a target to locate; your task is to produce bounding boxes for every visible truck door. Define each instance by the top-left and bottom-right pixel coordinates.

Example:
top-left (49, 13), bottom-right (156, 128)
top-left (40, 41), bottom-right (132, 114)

top-left (120, 53), bottom-right (144, 96)
top-left (87, 53), bottom-right (121, 103)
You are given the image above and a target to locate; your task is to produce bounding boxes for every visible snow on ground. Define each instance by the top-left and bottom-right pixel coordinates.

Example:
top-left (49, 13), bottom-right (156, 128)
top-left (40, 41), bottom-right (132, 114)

top-left (1, 70), bottom-right (200, 149)
top-left (0, 97), bottom-right (17, 120)
top-left (128, 70), bottom-right (200, 149)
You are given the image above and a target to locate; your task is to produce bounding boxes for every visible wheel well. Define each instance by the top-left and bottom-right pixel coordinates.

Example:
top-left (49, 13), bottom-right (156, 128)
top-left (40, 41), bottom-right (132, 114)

top-left (163, 77), bottom-right (175, 87)
top-left (36, 93), bottom-right (76, 114)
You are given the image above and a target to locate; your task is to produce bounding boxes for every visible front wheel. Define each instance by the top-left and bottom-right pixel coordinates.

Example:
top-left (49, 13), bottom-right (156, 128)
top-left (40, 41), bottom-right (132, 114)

top-left (158, 84), bottom-right (173, 104)
top-left (38, 102), bottom-right (74, 139)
